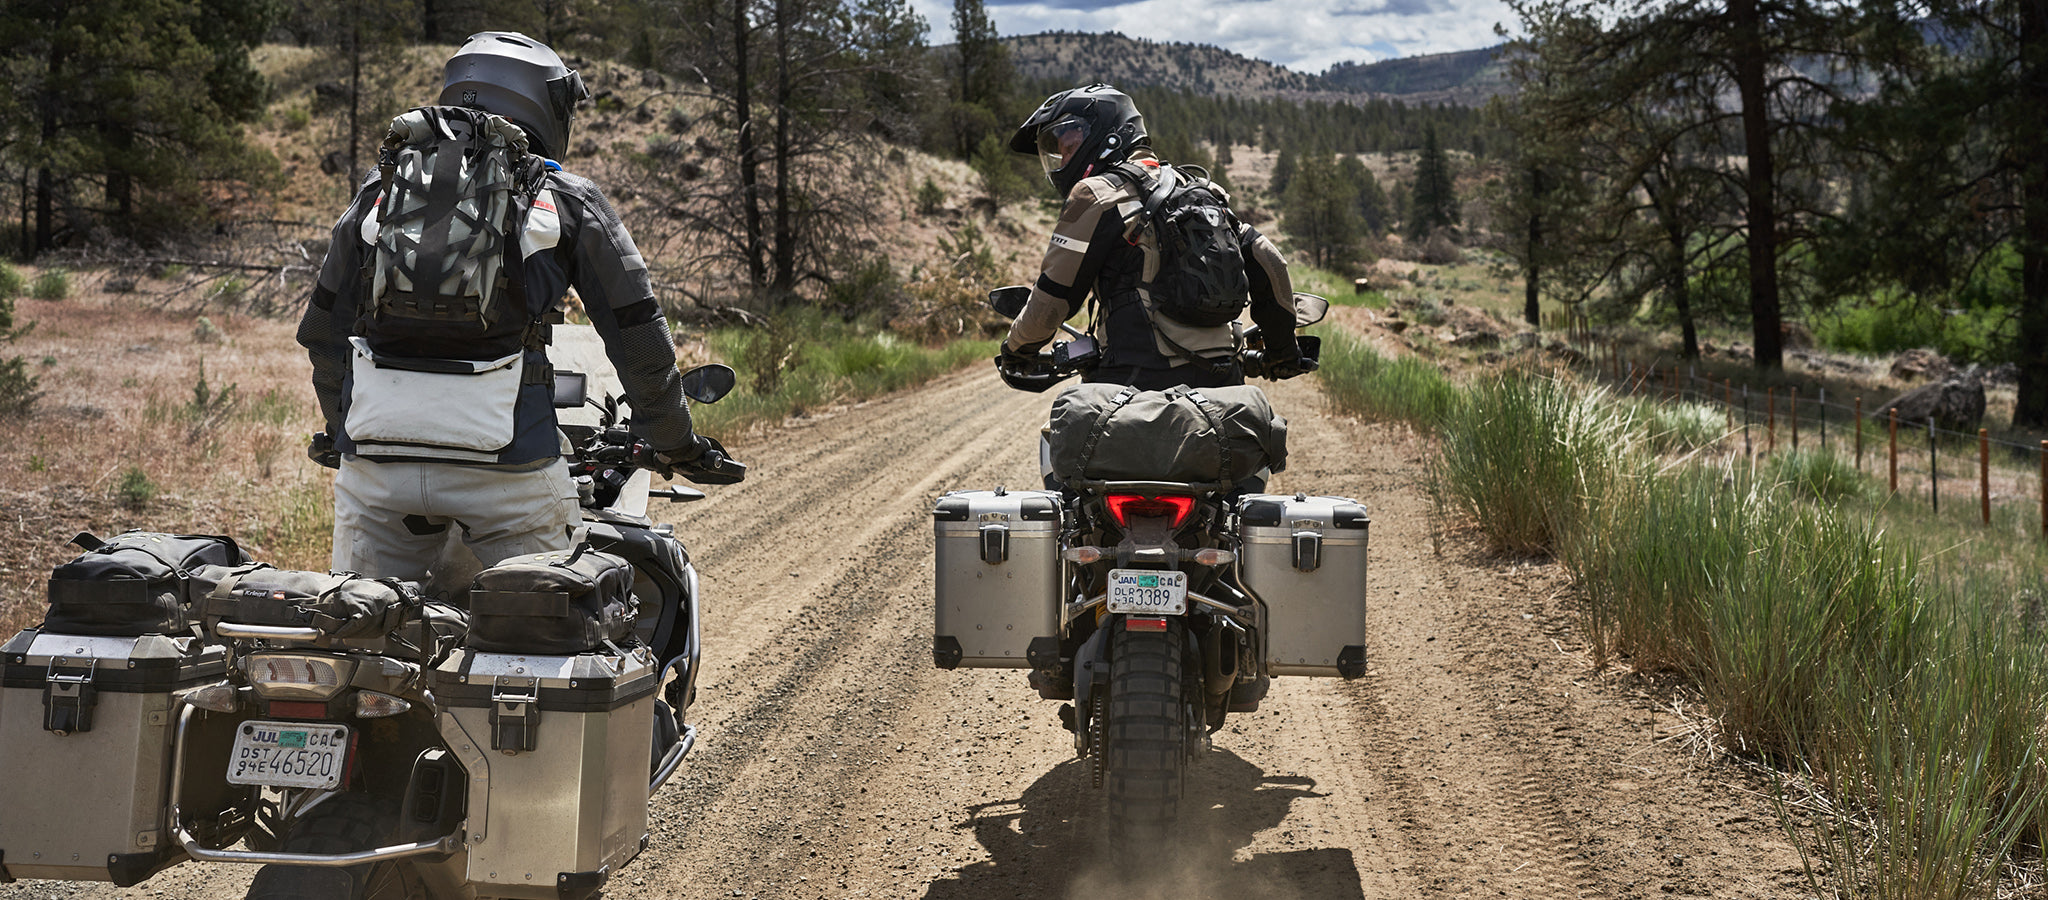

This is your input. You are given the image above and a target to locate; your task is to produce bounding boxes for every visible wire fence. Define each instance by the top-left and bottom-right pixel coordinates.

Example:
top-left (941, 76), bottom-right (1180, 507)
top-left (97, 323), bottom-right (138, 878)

top-left (1573, 335), bottom-right (2048, 539)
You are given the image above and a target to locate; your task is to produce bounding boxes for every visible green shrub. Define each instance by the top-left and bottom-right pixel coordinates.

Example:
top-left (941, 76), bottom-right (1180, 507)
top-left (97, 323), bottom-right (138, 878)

top-left (1625, 398), bottom-right (1726, 453)
top-left (0, 262), bottom-right (23, 299)
top-left (1315, 330), bottom-right (1462, 429)
top-left (116, 467), bottom-right (158, 508)
top-left (1767, 449), bottom-right (1868, 503)
top-left (915, 177), bottom-right (946, 215)
top-left (699, 308), bottom-right (996, 434)
top-left (1434, 373), bottom-right (1636, 556)
top-left (30, 269), bottom-right (69, 301)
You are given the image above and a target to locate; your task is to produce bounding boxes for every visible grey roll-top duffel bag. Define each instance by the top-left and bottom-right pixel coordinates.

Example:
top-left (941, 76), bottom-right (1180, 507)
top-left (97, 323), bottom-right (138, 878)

top-left (1047, 382), bottom-right (1287, 485)
top-left (466, 545), bottom-right (637, 654)
top-left (43, 531), bottom-right (252, 636)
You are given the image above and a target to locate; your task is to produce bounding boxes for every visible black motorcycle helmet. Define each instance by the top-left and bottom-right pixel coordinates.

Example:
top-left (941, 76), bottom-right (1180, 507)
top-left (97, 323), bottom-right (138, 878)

top-left (438, 32), bottom-right (588, 160)
top-left (1008, 84), bottom-right (1148, 198)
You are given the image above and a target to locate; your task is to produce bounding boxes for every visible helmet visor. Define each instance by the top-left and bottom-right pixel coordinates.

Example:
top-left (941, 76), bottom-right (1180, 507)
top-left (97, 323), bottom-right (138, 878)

top-left (1036, 116), bottom-right (1090, 183)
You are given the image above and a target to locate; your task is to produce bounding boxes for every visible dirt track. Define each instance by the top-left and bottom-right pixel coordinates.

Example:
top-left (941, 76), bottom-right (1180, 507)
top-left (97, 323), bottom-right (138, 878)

top-left (5, 366), bottom-right (1815, 900)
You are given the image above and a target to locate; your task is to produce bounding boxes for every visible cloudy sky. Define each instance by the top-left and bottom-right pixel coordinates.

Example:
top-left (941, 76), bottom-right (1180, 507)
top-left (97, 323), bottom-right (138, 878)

top-left (906, 0), bottom-right (1519, 75)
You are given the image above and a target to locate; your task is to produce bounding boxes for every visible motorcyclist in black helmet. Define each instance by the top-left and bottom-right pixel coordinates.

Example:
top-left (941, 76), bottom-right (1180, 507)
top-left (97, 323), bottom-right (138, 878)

top-left (995, 83), bottom-right (1305, 392)
top-left (297, 32), bottom-right (744, 589)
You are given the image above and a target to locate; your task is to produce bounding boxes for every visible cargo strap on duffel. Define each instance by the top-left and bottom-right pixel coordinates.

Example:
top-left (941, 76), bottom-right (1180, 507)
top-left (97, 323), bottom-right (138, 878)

top-left (466, 589), bottom-right (572, 617)
top-left (1075, 387), bottom-right (1139, 480)
top-left (1180, 388), bottom-right (1232, 489)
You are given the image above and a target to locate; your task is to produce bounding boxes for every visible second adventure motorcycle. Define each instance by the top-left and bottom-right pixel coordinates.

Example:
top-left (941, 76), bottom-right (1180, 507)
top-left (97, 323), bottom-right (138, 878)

top-left (931, 288), bottom-right (1369, 839)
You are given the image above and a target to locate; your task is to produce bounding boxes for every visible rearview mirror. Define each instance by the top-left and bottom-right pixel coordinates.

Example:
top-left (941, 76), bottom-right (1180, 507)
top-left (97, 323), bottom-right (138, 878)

top-left (680, 364), bottom-right (738, 404)
top-left (988, 285), bottom-right (1032, 319)
top-left (552, 371), bottom-right (589, 409)
top-left (1293, 292), bottom-right (1330, 328)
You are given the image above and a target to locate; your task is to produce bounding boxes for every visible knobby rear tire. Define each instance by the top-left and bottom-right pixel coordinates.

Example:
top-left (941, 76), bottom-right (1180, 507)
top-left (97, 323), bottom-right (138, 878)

top-left (243, 793), bottom-right (427, 900)
top-left (1105, 616), bottom-right (1189, 840)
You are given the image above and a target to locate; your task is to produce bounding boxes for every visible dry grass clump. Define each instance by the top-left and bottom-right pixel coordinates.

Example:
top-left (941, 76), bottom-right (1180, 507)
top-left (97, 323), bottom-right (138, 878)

top-left (0, 280), bottom-right (331, 636)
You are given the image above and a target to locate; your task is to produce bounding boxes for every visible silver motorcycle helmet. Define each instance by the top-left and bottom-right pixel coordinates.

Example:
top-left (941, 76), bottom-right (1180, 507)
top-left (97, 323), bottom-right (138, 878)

top-left (438, 31), bottom-right (588, 159)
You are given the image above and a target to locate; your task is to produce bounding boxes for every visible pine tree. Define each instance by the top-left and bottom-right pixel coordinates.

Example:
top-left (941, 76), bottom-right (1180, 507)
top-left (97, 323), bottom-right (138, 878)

top-left (1, 0), bottom-right (280, 247)
top-left (1283, 151), bottom-right (1365, 270)
top-left (1407, 125), bottom-right (1459, 240)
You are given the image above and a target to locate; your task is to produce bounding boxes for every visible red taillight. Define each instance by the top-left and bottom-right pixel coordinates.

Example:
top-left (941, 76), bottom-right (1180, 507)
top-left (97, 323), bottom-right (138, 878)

top-left (1126, 618), bottom-right (1170, 632)
top-left (1104, 494), bottom-right (1195, 528)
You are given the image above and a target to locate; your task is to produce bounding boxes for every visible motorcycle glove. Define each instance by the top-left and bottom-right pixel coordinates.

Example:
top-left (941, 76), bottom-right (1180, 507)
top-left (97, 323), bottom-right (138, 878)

top-left (672, 436), bottom-right (748, 485)
top-left (308, 431), bottom-right (341, 469)
top-left (649, 435), bottom-right (746, 485)
top-left (1264, 355), bottom-right (1311, 380)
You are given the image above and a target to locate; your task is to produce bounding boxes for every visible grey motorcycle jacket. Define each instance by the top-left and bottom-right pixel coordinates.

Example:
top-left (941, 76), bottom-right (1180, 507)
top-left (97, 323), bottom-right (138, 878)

top-left (299, 165), bottom-right (695, 466)
top-left (1004, 153), bottom-right (1299, 391)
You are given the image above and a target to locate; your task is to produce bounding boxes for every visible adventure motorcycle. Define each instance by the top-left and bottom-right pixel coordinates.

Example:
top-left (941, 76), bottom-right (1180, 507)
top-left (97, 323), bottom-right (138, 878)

top-left (932, 287), bottom-right (1368, 839)
top-left (0, 356), bottom-right (742, 900)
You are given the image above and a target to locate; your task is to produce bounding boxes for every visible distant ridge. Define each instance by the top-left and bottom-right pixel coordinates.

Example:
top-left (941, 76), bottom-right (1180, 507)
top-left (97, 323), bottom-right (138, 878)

top-left (1001, 32), bottom-right (1511, 106)
top-left (1004, 32), bottom-right (1313, 97)
top-left (1319, 46), bottom-right (1509, 105)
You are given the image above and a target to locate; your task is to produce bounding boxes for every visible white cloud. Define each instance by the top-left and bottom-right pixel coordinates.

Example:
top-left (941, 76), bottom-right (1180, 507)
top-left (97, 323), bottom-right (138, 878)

top-left (912, 0), bottom-right (1517, 74)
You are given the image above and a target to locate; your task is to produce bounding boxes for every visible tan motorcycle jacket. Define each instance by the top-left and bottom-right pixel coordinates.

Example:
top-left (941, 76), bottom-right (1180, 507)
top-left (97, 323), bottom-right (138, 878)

top-left (1004, 153), bottom-right (1298, 390)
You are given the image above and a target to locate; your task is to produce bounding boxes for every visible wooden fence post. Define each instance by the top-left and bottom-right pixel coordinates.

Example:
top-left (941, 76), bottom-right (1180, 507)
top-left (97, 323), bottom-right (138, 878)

top-left (1889, 408), bottom-right (1899, 494)
top-left (1767, 388), bottom-right (1777, 453)
top-left (1855, 397), bottom-right (1863, 472)
top-left (1929, 418), bottom-right (1939, 515)
top-left (1981, 429), bottom-right (1991, 525)
top-left (2041, 440), bottom-right (2046, 538)
top-left (1725, 380), bottom-right (1734, 431)
top-left (1790, 386), bottom-right (1799, 452)
top-left (1819, 387), bottom-right (1827, 452)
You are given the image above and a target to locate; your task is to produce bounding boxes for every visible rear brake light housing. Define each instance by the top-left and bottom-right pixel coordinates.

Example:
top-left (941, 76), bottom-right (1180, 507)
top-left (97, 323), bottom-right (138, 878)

top-left (1104, 494), bottom-right (1196, 528)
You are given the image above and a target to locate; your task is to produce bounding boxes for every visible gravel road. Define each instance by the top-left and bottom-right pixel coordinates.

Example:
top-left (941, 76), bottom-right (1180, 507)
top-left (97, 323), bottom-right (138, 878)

top-left (4, 366), bottom-right (1814, 900)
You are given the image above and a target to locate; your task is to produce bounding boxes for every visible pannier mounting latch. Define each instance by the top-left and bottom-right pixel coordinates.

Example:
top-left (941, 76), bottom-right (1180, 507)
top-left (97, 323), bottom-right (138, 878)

top-left (43, 654), bottom-right (100, 735)
top-left (489, 677), bottom-right (540, 753)
top-left (1290, 519), bottom-right (1324, 573)
top-left (978, 513), bottom-right (1011, 565)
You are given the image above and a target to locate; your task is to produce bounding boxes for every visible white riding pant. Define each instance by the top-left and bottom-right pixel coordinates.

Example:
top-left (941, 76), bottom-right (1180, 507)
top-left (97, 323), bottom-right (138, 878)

top-left (332, 457), bottom-right (581, 591)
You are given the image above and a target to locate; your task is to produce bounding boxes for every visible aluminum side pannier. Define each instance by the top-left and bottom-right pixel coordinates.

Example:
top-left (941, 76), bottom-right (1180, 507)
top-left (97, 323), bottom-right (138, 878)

top-left (932, 489), bottom-right (1062, 670)
top-left (429, 645), bottom-right (657, 897)
top-left (1237, 494), bottom-right (1369, 678)
top-left (0, 628), bottom-right (243, 885)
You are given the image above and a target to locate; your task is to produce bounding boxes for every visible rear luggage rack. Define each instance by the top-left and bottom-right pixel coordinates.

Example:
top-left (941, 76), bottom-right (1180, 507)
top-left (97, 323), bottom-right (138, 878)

top-left (1070, 479), bottom-right (1232, 496)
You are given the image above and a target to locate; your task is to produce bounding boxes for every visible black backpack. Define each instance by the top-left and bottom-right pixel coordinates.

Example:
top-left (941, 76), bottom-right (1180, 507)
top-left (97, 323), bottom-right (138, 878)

top-left (1114, 161), bottom-right (1251, 329)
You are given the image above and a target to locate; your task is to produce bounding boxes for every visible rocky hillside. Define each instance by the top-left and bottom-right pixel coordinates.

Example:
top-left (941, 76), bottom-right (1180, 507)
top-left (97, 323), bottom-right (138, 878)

top-left (1318, 46), bottom-right (1511, 106)
top-left (1003, 31), bottom-right (1511, 106)
top-left (1004, 31), bottom-right (1314, 96)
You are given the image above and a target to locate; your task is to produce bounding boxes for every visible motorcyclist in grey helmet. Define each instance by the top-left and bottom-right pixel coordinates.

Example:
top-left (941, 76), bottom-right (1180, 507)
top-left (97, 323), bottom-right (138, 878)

top-left (996, 83), bottom-right (1306, 393)
top-left (298, 31), bottom-right (744, 588)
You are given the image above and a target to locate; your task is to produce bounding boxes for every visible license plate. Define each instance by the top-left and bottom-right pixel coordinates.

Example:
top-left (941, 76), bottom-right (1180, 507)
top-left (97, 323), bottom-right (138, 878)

top-left (226, 721), bottom-right (350, 789)
top-left (1106, 568), bottom-right (1188, 615)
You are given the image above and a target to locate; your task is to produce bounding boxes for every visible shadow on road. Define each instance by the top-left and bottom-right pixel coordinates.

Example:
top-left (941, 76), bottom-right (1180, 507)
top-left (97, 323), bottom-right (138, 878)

top-left (925, 747), bottom-right (1365, 900)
